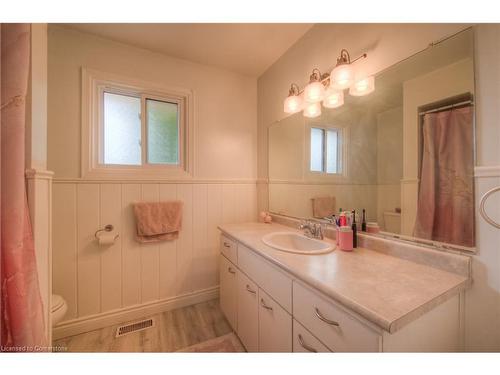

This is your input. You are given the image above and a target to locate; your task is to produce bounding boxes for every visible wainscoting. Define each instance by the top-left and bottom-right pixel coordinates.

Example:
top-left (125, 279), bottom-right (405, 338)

top-left (52, 180), bottom-right (257, 336)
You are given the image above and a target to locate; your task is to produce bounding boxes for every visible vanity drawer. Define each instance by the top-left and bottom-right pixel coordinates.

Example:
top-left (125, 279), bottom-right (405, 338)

top-left (293, 282), bottom-right (380, 352)
top-left (238, 244), bottom-right (292, 312)
top-left (293, 319), bottom-right (331, 353)
top-left (220, 235), bottom-right (237, 264)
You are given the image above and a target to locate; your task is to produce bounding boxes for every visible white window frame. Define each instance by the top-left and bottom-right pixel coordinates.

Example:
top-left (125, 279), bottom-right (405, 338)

top-left (81, 68), bottom-right (194, 180)
top-left (305, 123), bottom-right (349, 180)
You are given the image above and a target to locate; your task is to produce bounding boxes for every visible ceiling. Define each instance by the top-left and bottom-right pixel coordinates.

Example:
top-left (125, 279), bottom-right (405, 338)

top-left (58, 23), bottom-right (314, 77)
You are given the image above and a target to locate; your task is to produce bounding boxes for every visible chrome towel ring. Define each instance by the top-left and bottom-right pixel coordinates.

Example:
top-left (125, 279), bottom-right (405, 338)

top-left (479, 186), bottom-right (500, 229)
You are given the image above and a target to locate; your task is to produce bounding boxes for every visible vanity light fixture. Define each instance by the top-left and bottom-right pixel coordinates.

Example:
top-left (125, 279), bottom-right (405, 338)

top-left (330, 49), bottom-right (366, 90)
top-left (323, 87), bottom-right (344, 108)
top-left (303, 68), bottom-right (328, 103)
top-left (349, 76), bottom-right (375, 96)
top-left (303, 102), bottom-right (322, 118)
top-left (282, 48), bottom-right (371, 116)
top-left (283, 83), bottom-right (303, 114)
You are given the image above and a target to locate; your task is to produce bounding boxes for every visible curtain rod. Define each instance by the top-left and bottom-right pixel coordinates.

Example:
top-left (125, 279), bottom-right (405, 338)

top-left (418, 100), bottom-right (474, 116)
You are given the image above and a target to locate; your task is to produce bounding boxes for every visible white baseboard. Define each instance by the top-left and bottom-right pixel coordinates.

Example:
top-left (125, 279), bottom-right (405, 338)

top-left (53, 286), bottom-right (219, 341)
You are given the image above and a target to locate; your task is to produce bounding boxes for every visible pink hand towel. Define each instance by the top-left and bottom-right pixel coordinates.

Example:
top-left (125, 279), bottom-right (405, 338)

top-left (133, 201), bottom-right (183, 243)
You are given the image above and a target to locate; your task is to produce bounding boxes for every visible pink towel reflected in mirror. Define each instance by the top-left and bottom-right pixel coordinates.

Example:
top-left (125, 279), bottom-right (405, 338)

top-left (312, 196), bottom-right (336, 218)
top-left (414, 106), bottom-right (474, 247)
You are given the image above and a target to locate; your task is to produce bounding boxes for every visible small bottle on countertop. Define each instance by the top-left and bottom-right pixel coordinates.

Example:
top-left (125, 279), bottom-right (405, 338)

top-left (366, 222), bottom-right (380, 234)
top-left (339, 209), bottom-right (346, 226)
top-left (361, 209), bottom-right (367, 232)
top-left (351, 209), bottom-right (358, 248)
top-left (338, 226), bottom-right (353, 251)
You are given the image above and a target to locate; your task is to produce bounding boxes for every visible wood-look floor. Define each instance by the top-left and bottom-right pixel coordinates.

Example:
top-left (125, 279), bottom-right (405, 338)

top-left (53, 299), bottom-right (233, 352)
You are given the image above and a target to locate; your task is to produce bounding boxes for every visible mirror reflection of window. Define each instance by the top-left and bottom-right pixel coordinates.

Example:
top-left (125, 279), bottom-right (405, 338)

top-left (310, 128), bottom-right (324, 172)
top-left (310, 127), bottom-right (341, 174)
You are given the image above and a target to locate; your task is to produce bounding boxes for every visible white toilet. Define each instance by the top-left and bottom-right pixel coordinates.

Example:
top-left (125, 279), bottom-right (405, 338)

top-left (51, 294), bottom-right (68, 326)
top-left (383, 211), bottom-right (401, 234)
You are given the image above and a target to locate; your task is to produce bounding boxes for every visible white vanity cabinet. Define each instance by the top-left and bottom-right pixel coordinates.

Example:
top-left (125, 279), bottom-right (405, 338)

top-left (236, 270), bottom-right (259, 352)
top-left (219, 252), bottom-right (237, 330)
top-left (218, 231), bottom-right (463, 353)
top-left (293, 319), bottom-right (331, 353)
top-left (293, 281), bottom-right (380, 352)
top-left (258, 288), bottom-right (292, 352)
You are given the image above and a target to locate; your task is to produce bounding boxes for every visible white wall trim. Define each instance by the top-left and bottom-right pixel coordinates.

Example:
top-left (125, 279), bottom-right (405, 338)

top-left (474, 165), bottom-right (500, 178)
top-left (53, 286), bottom-right (219, 340)
top-left (268, 180), bottom-right (380, 186)
top-left (25, 168), bottom-right (54, 344)
top-left (52, 178), bottom-right (258, 184)
top-left (26, 168), bottom-right (54, 180)
top-left (400, 178), bottom-right (419, 184)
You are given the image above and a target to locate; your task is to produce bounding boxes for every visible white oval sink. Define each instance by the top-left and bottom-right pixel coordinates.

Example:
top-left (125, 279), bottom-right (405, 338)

top-left (262, 232), bottom-right (334, 254)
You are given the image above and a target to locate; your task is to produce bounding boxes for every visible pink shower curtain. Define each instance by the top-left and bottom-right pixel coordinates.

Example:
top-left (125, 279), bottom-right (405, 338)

top-left (413, 106), bottom-right (474, 247)
top-left (1, 24), bottom-right (47, 350)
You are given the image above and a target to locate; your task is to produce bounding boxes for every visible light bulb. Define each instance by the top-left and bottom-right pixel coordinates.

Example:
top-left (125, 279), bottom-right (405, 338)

top-left (303, 102), bottom-right (321, 118)
top-left (323, 88), bottom-right (344, 108)
top-left (349, 76), bottom-right (375, 96)
top-left (331, 64), bottom-right (355, 90)
top-left (303, 81), bottom-right (325, 103)
top-left (283, 94), bottom-right (303, 114)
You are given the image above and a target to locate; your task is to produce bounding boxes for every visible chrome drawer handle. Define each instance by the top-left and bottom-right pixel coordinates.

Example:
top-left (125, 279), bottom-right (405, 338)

top-left (260, 298), bottom-right (273, 311)
top-left (223, 242), bottom-right (231, 248)
top-left (315, 307), bottom-right (339, 326)
top-left (246, 285), bottom-right (256, 294)
top-left (298, 334), bottom-right (317, 353)
top-left (228, 267), bottom-right (236, 274)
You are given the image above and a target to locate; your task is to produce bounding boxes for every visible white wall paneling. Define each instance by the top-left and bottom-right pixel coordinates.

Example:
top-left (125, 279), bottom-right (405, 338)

top-left (52, 180), bottom-right (257, 334)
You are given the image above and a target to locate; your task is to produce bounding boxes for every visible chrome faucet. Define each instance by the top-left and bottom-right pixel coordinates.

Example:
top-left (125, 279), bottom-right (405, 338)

top-left (299, 220), bottom-right (324, 240)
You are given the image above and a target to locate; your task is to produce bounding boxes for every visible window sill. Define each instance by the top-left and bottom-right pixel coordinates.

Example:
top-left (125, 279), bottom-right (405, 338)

top-left (82, 165), bottom-right (193, 181)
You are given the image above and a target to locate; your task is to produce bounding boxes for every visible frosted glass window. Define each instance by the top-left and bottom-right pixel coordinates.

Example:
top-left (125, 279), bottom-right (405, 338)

top-left (310, 128), bottom-right (324, 172)
top-left (103, 92), bottom-right (141, 165)
top-left (326, 129), bottom-right (338, 173)
top-left (146, 99), bottom-right (179, 164)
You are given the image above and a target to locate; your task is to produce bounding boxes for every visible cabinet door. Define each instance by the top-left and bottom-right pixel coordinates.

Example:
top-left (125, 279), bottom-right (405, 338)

top-left (220, 255), bottom-right (237, 330)
top-left (237, 271), bottom-right (259, 352)
top-left (293, 319), bottom-right (331, 353)
top-left (258, 288), bottom-right (292, 352)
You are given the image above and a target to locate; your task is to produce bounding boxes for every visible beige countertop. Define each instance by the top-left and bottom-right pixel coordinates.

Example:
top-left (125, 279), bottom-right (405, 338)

top-left (218, 222), bottom-right (471, 333)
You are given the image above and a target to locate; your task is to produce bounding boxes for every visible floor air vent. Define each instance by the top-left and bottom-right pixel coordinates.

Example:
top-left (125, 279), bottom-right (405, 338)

top-left (115, 318), bottom-right (154, 338)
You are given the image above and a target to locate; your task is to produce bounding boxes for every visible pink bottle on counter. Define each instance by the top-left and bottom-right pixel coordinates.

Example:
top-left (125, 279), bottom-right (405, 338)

top-left (338, 226), bottom-right (353, 251)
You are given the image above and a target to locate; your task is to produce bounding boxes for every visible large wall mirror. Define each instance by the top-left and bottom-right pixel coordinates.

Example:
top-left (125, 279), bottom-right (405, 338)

top-left (268, 28), bottom-right (475, 250)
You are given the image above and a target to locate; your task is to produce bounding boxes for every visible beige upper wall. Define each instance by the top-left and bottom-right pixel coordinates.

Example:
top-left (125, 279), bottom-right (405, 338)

top-left (257, 23), bottom-right (471, 180)
top-left (47, 25), bottom-right (257, 180)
